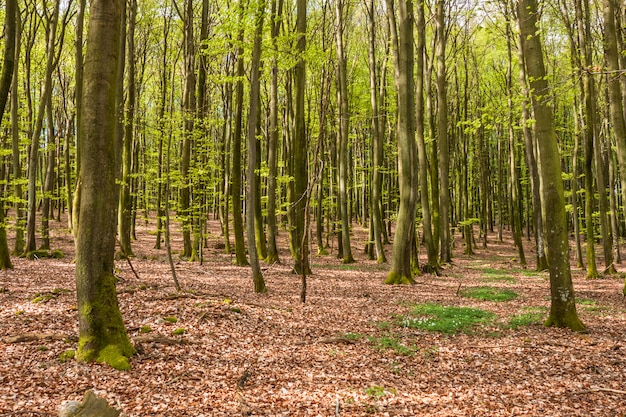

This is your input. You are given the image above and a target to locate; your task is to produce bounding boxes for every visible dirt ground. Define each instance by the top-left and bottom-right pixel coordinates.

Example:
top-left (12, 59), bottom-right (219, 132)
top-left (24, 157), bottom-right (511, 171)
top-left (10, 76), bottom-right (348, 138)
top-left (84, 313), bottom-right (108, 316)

top-left (0, 216), bottom-right (625, 416)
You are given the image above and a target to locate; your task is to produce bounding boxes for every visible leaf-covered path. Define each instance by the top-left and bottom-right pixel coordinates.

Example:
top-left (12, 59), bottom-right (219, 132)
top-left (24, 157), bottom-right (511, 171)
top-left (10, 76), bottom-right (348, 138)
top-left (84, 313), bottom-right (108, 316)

top-left (0, 220), bottom-right (625, 416)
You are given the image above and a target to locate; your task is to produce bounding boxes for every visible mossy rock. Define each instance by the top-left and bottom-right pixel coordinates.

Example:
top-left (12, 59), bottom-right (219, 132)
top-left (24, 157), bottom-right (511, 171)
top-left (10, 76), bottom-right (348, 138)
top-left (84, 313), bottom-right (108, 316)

top-left (25, 250), bottom-right (51, 260)
top-left (50, 249), bottom-right (65, 259)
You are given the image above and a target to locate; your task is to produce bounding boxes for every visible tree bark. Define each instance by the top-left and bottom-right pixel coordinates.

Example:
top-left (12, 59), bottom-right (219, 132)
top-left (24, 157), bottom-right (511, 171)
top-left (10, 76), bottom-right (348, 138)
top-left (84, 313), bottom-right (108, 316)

top-left (384, 0), bottom-right (417, 285)
top-left (75, 0), bottom-right (135, 369)
top-left (517, 0), bottom-right (585, 332)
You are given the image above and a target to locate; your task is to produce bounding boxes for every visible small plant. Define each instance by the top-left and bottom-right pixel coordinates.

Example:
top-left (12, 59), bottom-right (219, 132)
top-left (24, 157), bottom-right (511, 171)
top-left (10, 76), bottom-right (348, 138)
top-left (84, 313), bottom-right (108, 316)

top-left (140, 325), bottom-right (152, 333)
top-left (59, 350), bottom-right (75, 363)
top-left (15, 310), bottom-right (24, 316)
top-left (401, 303), bottom-right (495, 334)
top-left (230, 307), bottom-right (242, 314)
top-left (37, 346), bottom-right (48, 352)
top-left (368, 335), bottom-right (417, 355)
top-left (374, 321), bottom-right (391, 330)
top-left (461, 286), bottom-right (518, 302)
top-left (365, 385), bottom-right (386, 399)
top-left (172, 327), bottom-right (185, 335)
top-left (0, 287), bottom-right (8, 294)
top-left (164, 316), bottom-right (178, 324)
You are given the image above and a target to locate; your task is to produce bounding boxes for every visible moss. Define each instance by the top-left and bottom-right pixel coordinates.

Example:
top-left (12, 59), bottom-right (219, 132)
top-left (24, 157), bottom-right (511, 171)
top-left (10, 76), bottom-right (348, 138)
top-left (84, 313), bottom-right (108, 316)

top-left (59, 349), bottom-right (75, 363)
top-left (384, 271), bottom-right (415, 285)
top-left (139, 325), bottom-right (152, 333)
top-left (164, 316), bottom-right (178, 323)
top-left (172, 327), bottom-right (185, 336)
top-left (50, 250), bottom-right (65, 259)
top-left (544, 308), bottom-right (587, 332)
top-left (25, 250), bottom-right (51, 260)
top-left (97, 345), bottom-right (131, 371)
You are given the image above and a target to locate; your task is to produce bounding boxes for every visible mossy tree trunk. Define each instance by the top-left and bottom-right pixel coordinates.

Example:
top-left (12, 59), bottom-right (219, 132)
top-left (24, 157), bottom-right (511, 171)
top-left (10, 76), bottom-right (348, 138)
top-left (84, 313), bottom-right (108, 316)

top-left (518, 0), bottom-right (585, 332)
top-left (75, 0), bottom-right (135, 370)
top-left (384, 0), bottom-right (417, 285)
top-left (10, 9), bottom-right (24, 256)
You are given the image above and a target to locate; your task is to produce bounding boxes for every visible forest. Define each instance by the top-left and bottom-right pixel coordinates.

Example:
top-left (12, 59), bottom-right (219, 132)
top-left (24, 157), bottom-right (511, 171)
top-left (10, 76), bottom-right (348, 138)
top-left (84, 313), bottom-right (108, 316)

top-left (0, 0), bottom-right (625, 415)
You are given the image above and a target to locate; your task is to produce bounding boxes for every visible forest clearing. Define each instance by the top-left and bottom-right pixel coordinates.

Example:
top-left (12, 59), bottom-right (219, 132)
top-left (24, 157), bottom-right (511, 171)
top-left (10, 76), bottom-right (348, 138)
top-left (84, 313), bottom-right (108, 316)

top-left (0, 218), bottom-right (624, 416)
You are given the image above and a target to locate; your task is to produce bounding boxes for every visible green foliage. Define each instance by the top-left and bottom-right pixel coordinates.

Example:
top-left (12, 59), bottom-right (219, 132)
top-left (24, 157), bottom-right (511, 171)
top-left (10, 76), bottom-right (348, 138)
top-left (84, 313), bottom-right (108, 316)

top-left (59, 349), bottom-right (76, 363)
top-left (365, 385), bottom-right (396, 399)
top-left (367, 335), bottom-right (417, 356)
top-left (164, 316), bottom-right (178, 323)
top-left (461, 286), bottom-right (518, 302)
top-left (505, 308), bottom-right (545, 329)
top-left (172, 328), bottom-right (186, 336)
top-left (400, 303), bottom-right (496, 334)
top-left (139, 325), bottom-right (152, 333)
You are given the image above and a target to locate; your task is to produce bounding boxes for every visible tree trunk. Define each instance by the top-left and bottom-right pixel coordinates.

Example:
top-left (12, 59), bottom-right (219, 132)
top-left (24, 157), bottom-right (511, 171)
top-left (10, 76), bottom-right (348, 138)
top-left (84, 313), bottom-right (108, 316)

top-left (365, 0), bottom-right (386, 264)
top-left (118, 0), bottom-right (137, 258)
top-left (25, 0), bottom-right (60, 255)
top-left (246, 0), bottom-right (268, 293)
top-left (335, 0), bottom-right (354, 264)
top-left (266, 0), bottom-right (283, 264)
top-left (517, 0), bottom-right (585, 332)
top-left (0, 0), bottom-right (17, 269)
top-left (10, 2), bottom-right (23, 256)
top-left (384, 0), bottom-right (417, 285)
top-left (232, 2), bottom-right (249, 266)
top-left (75, 0), bottom-right (135, 370)
top-left (435, 0), bottom-right (451, 263)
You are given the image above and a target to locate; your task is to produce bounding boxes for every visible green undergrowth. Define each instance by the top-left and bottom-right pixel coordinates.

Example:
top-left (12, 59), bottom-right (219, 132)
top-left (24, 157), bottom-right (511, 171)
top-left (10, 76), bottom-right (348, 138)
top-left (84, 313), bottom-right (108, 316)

top-left (506, 307), bottom-right (546, 329)
top-left (399, 303), bottom-right (496, 334)
top-left (461, 286), bottom-right (518, 302)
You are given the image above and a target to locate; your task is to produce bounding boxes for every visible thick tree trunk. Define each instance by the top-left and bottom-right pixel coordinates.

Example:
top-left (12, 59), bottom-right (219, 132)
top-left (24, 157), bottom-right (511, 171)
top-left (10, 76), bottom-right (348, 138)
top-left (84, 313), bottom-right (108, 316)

top-left (75, 0), bottom-right (135, 370)
top-left (518, 0), bottom-right (585, 332)
top-left (384, 0), bottom-right (417, 285)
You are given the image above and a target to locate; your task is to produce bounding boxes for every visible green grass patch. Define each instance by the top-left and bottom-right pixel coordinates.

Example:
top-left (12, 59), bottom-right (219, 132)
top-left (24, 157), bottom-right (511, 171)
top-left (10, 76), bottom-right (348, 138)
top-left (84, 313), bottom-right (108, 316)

top-left (481, 275), bottom-right (516, 284)
top-left (400, 303), bottom-right (496, 334)
top-left (461, 286), bottom-right (518, 302)
top-left (506, 312), bottom-right (545, 329)
top-left (368, 334), bottom-right (417, 356)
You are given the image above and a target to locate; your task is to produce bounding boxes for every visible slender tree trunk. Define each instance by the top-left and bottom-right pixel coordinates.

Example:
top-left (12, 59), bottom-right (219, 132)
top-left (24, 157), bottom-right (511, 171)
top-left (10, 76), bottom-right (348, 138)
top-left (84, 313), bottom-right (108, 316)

top-left (0, 0), bottom-right (17, 269)
top-left (365, 0), bottom-right (386, 264)
top-left (75, 0), bottom-right (135, 370)
top-left (266, 0), bottom-right (284, 264)
top-left (40, 93), bottom-right (56, 250)
top-left (10, 4), bottom-right (23, 256)
top-left (179, 0), bottom-right (195, 259)
top-left (435, 0), bottom-right (451, 263)
top-left (335, 0), bottom-right (354, 264)
top-left (71, 0), bottom-right (85, 234)
top-left (246, 0), bottom-right (268, 293)
top-left (415, 0), bottom-right (436, 270)
top-left (118, 0), bottom-right (137, 258)
top-left (518, 0), bottom-right (585, 332)
top-left (25, 0), bottom-right (60, 255)
top-left (232, 1), bottom-right (249, 266)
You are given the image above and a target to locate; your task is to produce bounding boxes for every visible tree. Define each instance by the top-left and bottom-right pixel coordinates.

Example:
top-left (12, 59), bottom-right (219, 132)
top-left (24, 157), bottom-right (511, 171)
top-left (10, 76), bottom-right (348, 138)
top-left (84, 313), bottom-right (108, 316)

top-left (384, 0), bottom-right (417, 285)
top-left (75, 0), bottom-right (135, 370)
top-left (517, 0), bottom-right (585, 332)
top-left (246, 0), bottom-right (268, 293)
top-left (0, 0), bottom-right (17, 269)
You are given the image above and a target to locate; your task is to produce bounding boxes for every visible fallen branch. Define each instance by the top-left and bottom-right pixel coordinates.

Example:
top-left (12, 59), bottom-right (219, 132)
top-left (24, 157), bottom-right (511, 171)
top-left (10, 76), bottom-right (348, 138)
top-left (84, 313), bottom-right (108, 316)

top-left (575, 387), bottom-right (626, 395)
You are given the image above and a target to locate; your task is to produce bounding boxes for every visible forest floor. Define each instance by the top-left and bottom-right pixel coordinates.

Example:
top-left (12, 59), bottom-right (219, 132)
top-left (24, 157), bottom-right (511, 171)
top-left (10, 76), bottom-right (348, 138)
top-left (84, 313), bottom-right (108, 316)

top-left (0, 217), bottom-right (625, 416)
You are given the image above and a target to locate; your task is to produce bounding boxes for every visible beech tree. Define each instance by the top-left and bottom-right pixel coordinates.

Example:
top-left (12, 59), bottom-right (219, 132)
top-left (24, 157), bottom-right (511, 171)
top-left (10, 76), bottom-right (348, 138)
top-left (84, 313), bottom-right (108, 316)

top-left (517, 0), bottom-right (585, 332)
top-left (75, 0), bottom-right (135, 370)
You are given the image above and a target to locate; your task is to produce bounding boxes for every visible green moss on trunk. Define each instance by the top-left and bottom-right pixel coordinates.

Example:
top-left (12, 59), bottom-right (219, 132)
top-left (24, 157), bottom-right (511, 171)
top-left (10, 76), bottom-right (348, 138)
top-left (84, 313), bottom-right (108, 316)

top-left (384, 271), bottom-right (415, 285)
